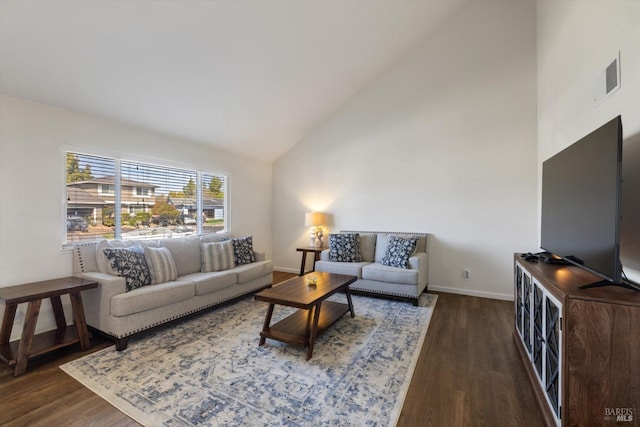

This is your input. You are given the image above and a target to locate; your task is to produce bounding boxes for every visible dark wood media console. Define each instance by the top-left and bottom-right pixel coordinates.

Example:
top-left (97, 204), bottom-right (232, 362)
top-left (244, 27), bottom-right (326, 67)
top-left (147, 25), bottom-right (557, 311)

top-left (514, 254), bottom-right (640, 426)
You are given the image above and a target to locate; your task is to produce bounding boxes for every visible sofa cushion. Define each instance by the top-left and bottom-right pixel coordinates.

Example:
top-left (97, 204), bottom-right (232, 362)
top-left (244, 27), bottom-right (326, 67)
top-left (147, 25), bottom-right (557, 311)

top-left (381, 236), bottom-right (417, 269)
top-left (328, 233), bottom-right (361, 262)
top-left (232, 236), bottom-right (256, 266)
top-left (159, 236), bottom-right (202, 277)
top-left (359, 233), bottom-right (377, 262)
top-left (315, 260), bottom-right (370, 278)
top-left (181, 271), bottom-right (237, 296)
top-left (362, 262), bottom-right (419, 285)
top-left (201, 240), bottom-right (235, 272)
top-left (110, 280), bottom-right (195, 317)
top-left (144, 246), bottom-right (178, 284)
top-left (234, 260), bottom-right (273, 283)
top-left (103, 245), bottom-right (151, 292)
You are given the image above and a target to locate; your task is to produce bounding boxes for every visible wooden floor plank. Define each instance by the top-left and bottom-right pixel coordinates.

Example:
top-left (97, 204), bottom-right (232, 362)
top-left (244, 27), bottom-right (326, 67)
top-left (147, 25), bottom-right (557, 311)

top-left (0, 272), bottom-right (544, 426)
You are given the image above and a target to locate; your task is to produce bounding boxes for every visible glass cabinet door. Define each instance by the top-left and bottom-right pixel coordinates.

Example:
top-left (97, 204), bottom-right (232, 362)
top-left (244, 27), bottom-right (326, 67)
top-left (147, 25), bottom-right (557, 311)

top-left (533, 283), bottom-right (544, 380)
top-left (523, 273), bottom-right (532, 354)
top-left (545, 295), bottom-right (561, 419)
top-left (515, 265), bottom-right (523, 335)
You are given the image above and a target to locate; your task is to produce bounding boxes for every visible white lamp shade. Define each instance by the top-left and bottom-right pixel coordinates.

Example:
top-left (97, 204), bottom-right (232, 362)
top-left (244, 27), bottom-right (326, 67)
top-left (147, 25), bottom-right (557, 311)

top-left (304, 212), bottom-right (324, 227)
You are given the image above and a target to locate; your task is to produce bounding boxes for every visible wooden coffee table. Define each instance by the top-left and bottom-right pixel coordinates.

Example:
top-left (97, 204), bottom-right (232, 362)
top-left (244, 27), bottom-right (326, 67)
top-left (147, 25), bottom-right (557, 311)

top-left (254, 272), bottom-right (356, 360)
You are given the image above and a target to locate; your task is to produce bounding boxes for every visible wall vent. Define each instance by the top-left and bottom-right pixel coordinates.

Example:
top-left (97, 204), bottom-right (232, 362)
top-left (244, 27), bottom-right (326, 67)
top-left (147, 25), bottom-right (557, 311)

top-left (594, 52), bottom-right (621, 106)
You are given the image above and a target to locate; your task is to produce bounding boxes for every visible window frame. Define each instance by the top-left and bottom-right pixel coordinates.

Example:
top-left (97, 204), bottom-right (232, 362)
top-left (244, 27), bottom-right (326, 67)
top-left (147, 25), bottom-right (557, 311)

top-left (63, 150), bottom-right (228, 247)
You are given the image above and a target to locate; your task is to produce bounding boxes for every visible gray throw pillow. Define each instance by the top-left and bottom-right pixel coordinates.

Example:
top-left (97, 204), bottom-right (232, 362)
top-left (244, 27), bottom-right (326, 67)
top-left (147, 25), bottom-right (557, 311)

top-left (144, 246), bottom-right (178, 284)
top-left (201, 240), bottom-right (235, 272)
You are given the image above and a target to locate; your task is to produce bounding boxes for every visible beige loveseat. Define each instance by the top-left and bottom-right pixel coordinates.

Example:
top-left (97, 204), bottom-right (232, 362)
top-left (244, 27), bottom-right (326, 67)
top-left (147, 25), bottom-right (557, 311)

top-left (72, 234), bottom-right (272, 350)
top-left (314, 231), bottom-right (429, 305)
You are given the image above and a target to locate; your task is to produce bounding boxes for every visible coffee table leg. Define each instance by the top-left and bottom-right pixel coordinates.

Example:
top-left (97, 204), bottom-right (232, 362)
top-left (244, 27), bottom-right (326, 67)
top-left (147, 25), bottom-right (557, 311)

top-left (15, 299), bottom-right (41, 376)
top-left (346, 288), bottom-right (355, 318)
top-left (306, 303), bottom-right (322, 360)
top-left (259, 304), bottom-right (275, 346)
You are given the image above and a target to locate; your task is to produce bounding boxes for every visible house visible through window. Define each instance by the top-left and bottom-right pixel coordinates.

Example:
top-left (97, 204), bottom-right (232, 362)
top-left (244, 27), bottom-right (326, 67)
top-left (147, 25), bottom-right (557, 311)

top-left (64, 151), bottom-right (227, 245)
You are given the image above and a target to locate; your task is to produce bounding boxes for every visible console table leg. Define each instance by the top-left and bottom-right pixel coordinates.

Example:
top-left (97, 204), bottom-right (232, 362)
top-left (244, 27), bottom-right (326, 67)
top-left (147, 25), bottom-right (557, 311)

top-left (299, 252), bottom-right (308, 276)
top-left (15, 299), bottom-right (41, 376)
top-left (0, 303), bottom-right (17, 344)
top-left (50, 295), bottom-right (66, 330)
top-left (69, 292), bottom-right (91, 350)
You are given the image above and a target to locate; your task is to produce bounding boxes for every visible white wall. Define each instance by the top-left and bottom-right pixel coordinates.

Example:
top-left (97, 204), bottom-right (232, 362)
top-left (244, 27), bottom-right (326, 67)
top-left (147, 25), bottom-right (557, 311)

top-left (537, 0), bottom-right (640, 282)
top-left (272, 1), bottom-right (538, 300)
top-left (0, 95), bottom-right (272, 340)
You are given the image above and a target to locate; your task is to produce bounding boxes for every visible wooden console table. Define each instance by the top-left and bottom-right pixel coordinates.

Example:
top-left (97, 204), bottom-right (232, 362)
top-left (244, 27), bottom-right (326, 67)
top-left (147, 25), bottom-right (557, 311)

top-left (0, 277), bottom-right (97, 376)
top-left (296, 247), bottom-right (325, 276)
top-left (514, 254), bottom-right (640, 426)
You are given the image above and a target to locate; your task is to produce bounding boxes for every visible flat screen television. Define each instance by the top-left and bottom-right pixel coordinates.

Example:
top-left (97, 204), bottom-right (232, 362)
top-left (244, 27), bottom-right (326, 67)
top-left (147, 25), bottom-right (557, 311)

top-left (541, 115), bottom-right (638, 290)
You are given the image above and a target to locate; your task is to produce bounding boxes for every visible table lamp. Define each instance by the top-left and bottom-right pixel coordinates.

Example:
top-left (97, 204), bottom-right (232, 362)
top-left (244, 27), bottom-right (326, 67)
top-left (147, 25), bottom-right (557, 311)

top-left (304, 212), bottom-right (325, 248)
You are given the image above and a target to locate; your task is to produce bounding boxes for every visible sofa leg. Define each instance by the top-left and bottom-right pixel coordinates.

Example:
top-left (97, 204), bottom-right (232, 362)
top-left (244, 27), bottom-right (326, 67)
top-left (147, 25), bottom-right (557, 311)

top-left (413, 298), bottom-right (419, 307)
top-left (115, 337), bottom-right (129, 351)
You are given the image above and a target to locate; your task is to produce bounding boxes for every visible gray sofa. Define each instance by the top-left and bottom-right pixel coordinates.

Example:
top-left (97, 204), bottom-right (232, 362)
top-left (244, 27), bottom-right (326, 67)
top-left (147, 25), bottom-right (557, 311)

top-left (314, 231), bottom-right (429, 305)
top-left (72, 233), bottom-right (272, 350)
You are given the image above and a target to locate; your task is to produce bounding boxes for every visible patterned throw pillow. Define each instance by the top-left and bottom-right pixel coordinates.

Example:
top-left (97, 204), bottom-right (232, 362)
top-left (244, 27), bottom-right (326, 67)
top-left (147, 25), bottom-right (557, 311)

top-left (381, 236), bottom-right (417, 269)
top-left (328, 233), bottom-right (362, 262)
top-left (103, 244), bottom-right (151, 291)
top-left (201, 240), bottom-right (235, 272)
top-left (232, 236), bottom-right (256, 266)
top-left (144, 246), bottom-right (178, 284)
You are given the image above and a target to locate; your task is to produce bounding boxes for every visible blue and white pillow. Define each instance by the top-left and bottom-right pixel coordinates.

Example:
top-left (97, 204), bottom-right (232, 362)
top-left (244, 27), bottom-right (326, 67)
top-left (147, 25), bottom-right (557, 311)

top-left (103, 244), bottom-right (151, 291)
top-left (232, 236), bottom-right (256, 266)
top-left (381, 236), bottom-right (417, 269)
top-left (328, 233), bottom-right (362, 262)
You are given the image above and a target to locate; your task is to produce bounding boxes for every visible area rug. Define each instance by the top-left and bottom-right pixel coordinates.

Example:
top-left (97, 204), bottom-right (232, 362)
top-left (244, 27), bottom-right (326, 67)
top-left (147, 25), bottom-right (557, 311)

top-left (61, 293), bottom-right (437, 426)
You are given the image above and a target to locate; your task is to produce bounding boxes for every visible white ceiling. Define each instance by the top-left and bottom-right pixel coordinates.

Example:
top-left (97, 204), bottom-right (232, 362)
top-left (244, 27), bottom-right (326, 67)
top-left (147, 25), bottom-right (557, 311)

top-left (0, 1), bottom-right (466, 162)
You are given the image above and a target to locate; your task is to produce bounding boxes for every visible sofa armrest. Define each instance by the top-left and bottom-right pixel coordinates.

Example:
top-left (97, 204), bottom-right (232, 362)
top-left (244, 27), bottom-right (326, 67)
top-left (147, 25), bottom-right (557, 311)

top-left (320, 250), bottom-right (330, 261)
top-left (254, 251), bottom-right (266, 262)
top-left (74, 271), bottom-right (126, 332)
top-left (409, 252), bottom-right (429, 292)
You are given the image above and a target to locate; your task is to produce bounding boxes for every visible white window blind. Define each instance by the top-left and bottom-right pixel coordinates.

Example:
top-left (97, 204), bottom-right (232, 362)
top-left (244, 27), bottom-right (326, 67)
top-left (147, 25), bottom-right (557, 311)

top-left (64, 152), bottom-right (227, 245)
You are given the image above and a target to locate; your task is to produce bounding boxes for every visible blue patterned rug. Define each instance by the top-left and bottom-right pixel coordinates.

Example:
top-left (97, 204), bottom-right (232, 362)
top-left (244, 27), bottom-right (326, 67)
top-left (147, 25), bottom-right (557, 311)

top-left (61, 293), bottom-right (437, 426)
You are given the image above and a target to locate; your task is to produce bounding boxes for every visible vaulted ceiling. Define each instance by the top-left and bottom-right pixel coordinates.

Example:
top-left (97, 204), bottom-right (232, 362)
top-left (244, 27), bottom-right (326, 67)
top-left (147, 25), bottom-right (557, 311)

top-left (0, 1), bottom-right (467, 162)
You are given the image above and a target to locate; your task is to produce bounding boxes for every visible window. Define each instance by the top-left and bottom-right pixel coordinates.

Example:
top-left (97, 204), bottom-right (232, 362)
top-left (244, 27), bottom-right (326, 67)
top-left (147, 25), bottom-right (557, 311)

top-left (100, 184), bottom-right (115, 195)
top-left (64, 151), bottom-right (227, 245)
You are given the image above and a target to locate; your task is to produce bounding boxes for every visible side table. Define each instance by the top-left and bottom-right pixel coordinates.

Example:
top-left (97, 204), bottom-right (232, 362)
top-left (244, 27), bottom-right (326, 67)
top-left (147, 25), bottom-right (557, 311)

top-left (0, 276), bottom-right (97, 376)
top-left (296, 247), bottom-right (325, 276)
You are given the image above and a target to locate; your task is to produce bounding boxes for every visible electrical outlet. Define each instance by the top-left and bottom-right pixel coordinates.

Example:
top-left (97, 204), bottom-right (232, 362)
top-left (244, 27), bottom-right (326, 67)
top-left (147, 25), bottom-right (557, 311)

top-left (463, 269), bottom-right (471, 280)
top-left (15, 309), bottom-right (24, 324)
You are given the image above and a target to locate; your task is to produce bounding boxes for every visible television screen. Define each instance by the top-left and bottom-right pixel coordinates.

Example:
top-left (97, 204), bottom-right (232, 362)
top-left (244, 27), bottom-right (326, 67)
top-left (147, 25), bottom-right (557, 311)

top-left (620, 132), bottom-right (640, 284)
top-left (541, 116), bottom-right (622, 285)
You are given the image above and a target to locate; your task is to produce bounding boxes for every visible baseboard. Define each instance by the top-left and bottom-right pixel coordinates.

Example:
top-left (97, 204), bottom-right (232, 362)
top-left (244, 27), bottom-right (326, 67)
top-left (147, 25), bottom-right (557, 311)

top-left (270, 270), bottom-right (514, 301)
top-left (274, 267), bottom-right (299, 274)
top-left (428, 285), bottom-right (513, 301)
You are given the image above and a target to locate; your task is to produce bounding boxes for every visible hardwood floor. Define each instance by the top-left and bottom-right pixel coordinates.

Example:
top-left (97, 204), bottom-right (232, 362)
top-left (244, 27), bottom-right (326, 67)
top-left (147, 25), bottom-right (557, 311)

top-left (0, 272), bottom-right (544, 426)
